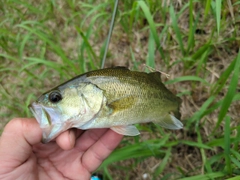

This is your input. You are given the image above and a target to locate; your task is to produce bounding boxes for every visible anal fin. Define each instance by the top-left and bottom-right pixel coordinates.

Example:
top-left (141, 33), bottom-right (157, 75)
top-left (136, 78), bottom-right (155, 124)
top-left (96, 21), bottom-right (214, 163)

top-left (111, 125), bottom-right (140, 136)
top-left (154, 114), bottom-right (183, 130)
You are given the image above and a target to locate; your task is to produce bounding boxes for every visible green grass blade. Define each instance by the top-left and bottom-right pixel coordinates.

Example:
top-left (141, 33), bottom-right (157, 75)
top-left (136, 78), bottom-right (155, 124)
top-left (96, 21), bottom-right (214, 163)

top-left (191, 43), bottom-right (212, 60)
top-left (100, 136), bottom-right (170, 168)
top-left (202, 98), bottom-right (223, 118)
top-left (153, 147), bottom-right (172, 177)
top-left (227, 176), bottom-right (240, 180)
top-left (80, 11), bottom-right (107, 70)
top-left (76, 26), bottom-right (98, 70)
top-left (211, 57), bottom-right (236, 95)
top-left (165, 76), bottom-right (209, 85)
top-left (178, 172), bottom-right (225, 180)
top-left (10, 0), bottom-right (43, 13)
top-left (18, 32), bottom-right (32, 60)
top-left (215, 50), bottom-right (240, 130)
top-left (146, 30), bottom-right (155, 69)
top-left (103, 166), bottom-right (114, 180)
top-left (129, 1), bottom-right (139, 32)
top-left (233, 1), bottom-right (240, 5)
top-left (230, 157), bottom-right (240, 169)
top-left (187, 0), bottom-right (194, 54)
top-left (22, 57), bottom-right (69, 77)
top-left (207, 137), bottom-right (234, 148)
top-left (233, 126), bottom-right (240, 151)
top-left (215, 0), bottom-right (222, 35)
top-left (80, 2), bottom-right (108, 28)
top-left (187, 96), bottom-right (215, 128)
top-left (137, 1), bottom-right (165, 61)
top-left (196, 47), bottom-right (211, 76)
top-left (180, 140), bottom-right (212, 150)
top-left (204, 0), bottom-right (212, 20)
top-left (169, 5), bottom-right (185, 55)
top-left (0, 53), bottom-right (20, 62)
top-left (196, 128), bottom-right (212, 173)
top-left (16, 23), bottom-right (78, 73)
top-left (224, 116), bottom-right (232, 175)
top-left (130, 47), bottom-right (139, 70)
top-left (25, 93), bottom-right (35, 117)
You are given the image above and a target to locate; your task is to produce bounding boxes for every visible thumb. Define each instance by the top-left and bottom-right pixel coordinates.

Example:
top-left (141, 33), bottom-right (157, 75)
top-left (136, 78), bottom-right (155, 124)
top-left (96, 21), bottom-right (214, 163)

top-left (0, 118), bottom-right (42, 169)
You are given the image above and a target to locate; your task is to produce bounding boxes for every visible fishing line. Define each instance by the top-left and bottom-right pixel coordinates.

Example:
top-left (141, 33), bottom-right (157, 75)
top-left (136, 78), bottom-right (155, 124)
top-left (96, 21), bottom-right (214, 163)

top-left (101, 0), bottom-right (119, 69)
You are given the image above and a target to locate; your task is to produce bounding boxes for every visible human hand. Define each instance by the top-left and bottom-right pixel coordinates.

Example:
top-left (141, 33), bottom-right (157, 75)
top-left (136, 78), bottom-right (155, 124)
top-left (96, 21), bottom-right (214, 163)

top-left (0, 118), bottom-right (123, 180)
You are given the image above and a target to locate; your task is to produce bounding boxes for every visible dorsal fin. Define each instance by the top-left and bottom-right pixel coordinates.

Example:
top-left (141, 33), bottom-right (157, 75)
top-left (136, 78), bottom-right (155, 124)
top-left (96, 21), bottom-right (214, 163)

top-left (148, 71), bottom-right (162, 82)
top-left (113, 66), bottom-right (129, 69)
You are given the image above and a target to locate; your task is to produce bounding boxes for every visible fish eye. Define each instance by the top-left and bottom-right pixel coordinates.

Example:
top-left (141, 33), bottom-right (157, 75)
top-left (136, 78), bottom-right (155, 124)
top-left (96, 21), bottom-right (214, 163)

top-left (49, 91), bottom-right (62, 103)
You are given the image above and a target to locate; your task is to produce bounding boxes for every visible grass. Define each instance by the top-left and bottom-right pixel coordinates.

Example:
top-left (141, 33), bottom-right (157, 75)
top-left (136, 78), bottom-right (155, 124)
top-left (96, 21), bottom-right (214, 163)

top-left (0, 0), bottom-right (240, 179)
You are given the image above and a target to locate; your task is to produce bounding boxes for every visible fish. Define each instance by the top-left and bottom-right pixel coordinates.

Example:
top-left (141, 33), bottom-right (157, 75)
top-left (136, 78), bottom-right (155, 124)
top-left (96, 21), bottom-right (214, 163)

top-left (29, 67), bottom-right (183, 143)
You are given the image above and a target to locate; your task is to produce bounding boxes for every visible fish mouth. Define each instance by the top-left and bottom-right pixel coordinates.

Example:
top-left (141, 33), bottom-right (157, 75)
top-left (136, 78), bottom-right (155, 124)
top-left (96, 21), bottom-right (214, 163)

top-left (28, 102), bottom-right (51, 127)
top-left (28, 103), bottom-right (63, 143)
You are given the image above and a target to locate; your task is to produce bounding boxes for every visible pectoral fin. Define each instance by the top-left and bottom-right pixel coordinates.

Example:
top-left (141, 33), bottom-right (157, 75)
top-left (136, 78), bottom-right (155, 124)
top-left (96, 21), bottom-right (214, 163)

top-left (154, 114), bottom-right (183, 129)
top-left (111, 125), bottom-right (140, 136)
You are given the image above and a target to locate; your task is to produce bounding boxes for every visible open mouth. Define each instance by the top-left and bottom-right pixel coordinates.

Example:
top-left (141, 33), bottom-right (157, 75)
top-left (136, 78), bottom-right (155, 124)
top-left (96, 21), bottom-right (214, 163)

top-left (28, 103), bottom-right (51, 127)
top-left (28, 103), bottom-right (65, 143)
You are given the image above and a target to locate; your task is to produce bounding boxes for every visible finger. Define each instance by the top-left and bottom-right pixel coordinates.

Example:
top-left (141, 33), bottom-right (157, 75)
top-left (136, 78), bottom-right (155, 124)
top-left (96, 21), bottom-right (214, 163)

top-left (0, 118), bottom-right (42, 170)
top-left (81, 129), bottom-right (123, 172)
top-left (56, 128), bottom-right (83, 150)
top-left (74, 128), bottom-right (108, 152)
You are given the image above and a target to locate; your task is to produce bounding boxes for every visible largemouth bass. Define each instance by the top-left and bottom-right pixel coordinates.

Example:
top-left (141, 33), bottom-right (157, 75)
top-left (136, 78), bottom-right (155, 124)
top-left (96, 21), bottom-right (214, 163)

top-left (29, 67), bottom-right (183, 143)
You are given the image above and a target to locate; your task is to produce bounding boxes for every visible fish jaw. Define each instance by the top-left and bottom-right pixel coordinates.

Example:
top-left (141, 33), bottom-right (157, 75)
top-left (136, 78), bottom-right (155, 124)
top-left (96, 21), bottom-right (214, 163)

top-left (41, 122), bottom-right (73, 143)
top-left (29, 102), bottom-right (53, 128)
top-left (29, 102), bottom-right (65, 143)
